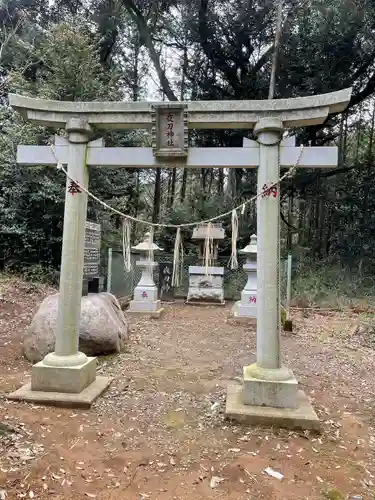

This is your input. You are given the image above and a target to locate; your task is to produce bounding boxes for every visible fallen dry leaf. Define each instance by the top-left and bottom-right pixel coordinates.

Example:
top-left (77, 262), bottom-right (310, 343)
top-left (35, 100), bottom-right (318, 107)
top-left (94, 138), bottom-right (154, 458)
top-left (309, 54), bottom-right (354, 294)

top-left (210, 476), bottom-right (224, 488)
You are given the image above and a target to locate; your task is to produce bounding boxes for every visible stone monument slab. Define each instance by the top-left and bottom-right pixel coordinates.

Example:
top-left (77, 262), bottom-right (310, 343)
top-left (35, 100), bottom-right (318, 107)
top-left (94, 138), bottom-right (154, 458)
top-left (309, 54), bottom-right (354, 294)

top-left (158, 262), bottom-right (174, 301)
top-left (84, 221), bottom-right (101, 278)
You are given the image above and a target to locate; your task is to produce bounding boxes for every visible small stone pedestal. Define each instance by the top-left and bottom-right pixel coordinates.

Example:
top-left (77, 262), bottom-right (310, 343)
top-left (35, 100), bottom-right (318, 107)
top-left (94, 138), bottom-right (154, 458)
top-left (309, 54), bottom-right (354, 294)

top-left (231, 234), bottom-right (257, 324)
top-left (186, 223), bottom-right (225, 305)
top-left (128, 232), bottom-right (164, 318)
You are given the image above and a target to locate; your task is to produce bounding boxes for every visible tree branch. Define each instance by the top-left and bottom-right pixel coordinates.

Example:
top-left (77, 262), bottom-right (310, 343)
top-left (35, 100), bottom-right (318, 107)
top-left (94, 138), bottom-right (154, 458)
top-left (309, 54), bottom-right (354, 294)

top-left (198, 0), bottom-right (240, 93)
top-left (349, 70), bottom-right (375, 109)
top-left (122, 0), bottom-right (178, 101)
top-left (294, 163), bottom-right (361, 194)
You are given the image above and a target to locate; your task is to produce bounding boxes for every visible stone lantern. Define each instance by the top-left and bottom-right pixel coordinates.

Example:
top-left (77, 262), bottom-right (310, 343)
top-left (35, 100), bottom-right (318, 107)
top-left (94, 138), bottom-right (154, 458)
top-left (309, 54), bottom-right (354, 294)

top-left (231, 234), bottom-right (257, 322)
top-left (128, 232), bottom-right (164, 318)
top-left (186, 223), bottom-right (225, 305)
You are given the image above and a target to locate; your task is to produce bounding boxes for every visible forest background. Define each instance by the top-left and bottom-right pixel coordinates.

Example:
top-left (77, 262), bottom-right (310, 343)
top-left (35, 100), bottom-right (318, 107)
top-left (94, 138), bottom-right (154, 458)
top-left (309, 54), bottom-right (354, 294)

top-left (1, 0), bottom-right (374, 304)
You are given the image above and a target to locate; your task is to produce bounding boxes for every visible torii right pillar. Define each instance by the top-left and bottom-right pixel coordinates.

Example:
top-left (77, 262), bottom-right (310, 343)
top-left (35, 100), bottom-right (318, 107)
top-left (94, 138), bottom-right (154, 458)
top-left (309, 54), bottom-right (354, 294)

top-left (226, 91), bottom-right (352, 430)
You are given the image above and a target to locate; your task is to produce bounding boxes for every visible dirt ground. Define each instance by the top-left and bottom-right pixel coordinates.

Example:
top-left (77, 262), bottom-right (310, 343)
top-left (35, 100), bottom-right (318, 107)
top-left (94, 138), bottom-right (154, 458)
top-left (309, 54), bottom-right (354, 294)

top-left (1, 277), bottom-right (375, 500)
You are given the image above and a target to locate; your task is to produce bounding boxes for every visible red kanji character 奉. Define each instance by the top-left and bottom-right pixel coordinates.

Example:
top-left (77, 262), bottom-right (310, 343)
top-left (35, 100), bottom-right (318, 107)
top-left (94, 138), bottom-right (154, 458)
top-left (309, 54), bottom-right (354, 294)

top-left (68, 180), bottom-right (81, 196)
top-left (142, 291), bottom-right (148, 298)
top-left (249, 296), bottom-right (256, 304)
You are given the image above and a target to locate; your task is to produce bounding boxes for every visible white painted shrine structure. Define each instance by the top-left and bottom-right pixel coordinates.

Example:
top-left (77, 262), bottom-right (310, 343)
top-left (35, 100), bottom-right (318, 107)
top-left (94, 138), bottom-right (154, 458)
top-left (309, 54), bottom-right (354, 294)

top-left (8, 89), bottom-right (351, 428)
top-left (186, 223), bottom-right (225, 305)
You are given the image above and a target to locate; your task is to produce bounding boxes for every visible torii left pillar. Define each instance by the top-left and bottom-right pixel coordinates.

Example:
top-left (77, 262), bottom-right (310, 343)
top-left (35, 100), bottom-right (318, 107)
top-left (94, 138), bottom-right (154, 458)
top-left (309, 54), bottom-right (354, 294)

top-left (9, 118), bottom-right (111, 407)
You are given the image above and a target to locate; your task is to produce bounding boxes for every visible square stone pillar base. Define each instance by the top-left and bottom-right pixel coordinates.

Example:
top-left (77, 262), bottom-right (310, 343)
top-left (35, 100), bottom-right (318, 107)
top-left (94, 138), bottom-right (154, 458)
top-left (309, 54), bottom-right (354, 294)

top-left (243, 364), bottom-right (298, 409)
top-left (8, 357), bottom-right (111, 408)
top-left (32, 357), bottom-right (97, 393)
top-left (128, 299), bottom-right (164, 318)
top-left (226, 384), bottom-right (320, 431)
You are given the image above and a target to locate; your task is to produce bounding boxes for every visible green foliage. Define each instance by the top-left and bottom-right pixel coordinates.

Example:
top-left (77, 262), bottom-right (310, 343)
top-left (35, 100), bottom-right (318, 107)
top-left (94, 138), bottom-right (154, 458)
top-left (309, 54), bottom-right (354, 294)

top-left (0, 17), bottom-right (128, 274)
top-left (10, 22), bottom-right (123, 101)
top-left (3, 0), bottom-right (375, 287)
top-left (0, 106), bottom-right (64, 269)
top-left (292, 258), bottom-right (375, 308)
top-left (4, 262), bottom-right (59, 285)
top-left (0, 422), bottom-right (14, 436)
top-left (322, 489), bottom-right (345, 500)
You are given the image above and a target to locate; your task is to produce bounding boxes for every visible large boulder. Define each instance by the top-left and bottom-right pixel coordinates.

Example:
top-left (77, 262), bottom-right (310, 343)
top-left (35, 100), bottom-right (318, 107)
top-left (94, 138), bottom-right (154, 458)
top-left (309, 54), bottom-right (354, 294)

top-left (23, 292), bottom-right (129, 363)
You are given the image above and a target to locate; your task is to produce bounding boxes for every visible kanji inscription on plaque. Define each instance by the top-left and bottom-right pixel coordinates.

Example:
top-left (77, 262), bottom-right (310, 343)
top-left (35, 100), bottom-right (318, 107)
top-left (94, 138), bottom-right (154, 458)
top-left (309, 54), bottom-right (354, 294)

top-left (84, 221), bottom-right (101, 278)
top-left (151, 103), bottom-right (188, 158)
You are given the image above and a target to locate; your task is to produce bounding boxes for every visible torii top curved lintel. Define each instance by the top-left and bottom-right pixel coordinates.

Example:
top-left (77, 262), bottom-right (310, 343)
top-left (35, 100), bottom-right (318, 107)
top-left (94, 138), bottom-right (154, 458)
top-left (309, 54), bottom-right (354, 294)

top-left (9, 88), bottom-right (352, 130)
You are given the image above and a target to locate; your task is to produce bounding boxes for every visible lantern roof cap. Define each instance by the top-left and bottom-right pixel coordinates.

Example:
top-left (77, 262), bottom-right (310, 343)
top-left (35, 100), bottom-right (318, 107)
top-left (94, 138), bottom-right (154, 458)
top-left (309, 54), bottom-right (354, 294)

top-left (239, 234), bottom-right (257, 254)
top-left (132, 231), bottom-right (163, 252)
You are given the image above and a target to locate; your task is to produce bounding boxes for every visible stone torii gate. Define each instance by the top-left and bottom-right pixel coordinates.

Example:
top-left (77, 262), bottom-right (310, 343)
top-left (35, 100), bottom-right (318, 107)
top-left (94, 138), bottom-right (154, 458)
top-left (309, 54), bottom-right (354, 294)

top-left (8, 90), bottom-right (351, 427)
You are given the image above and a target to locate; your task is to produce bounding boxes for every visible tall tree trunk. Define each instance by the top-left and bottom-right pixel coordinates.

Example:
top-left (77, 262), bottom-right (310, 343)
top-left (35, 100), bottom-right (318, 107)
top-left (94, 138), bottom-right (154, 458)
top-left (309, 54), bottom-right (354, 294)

top-left (317, 196), bottom-right (325, 260)
top-left (296, 197), bottom-right (303, 246)
top-left (368, 99), bottom-right (375, 159)
top-left (170, 168), bottom-right (176, 207)
top-left (287, 185), bottom-right (293, 252)
top-left (207, 168), bottom-right (215, 194)
top-left (355, 105), bottom-right (362, 163)
top-left (135, 170), bottom-right (140, 217)
top-left (306, 198), bottom-right (313, 246)
top-left (179, 37), bottom-right (189, 202)
top-left (325, 211), bottom-right (332, 257)
top-left (342, 114), bottom-right (349, 164)
top-left (152, 168), bottom-right (161, 223)
top-left (167, 169), bottom-right (172, 207)
top-left (167, 168), bottom-right (177, 209)
top-left (228, 169), bottom-right (236, 199)
top-left (180, 168), bottom-right (188, 202)
top-left (313, 180), bottom-right (320, 260)
top-left (338, 114), bottom-right (345, 165)
top-left (201, 168), bottom-right (207, 194)
top-left (268, 0), bottom-right (283, 99)
top-left (218, 168), bottom-right (224, 195)
top-left (132, 36), bottom-right (141, 101)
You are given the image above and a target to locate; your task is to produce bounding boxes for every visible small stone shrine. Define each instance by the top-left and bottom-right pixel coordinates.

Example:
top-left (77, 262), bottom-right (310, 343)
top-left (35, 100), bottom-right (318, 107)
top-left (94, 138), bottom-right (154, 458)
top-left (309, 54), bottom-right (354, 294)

top-left (231, 234), bottom-right (257, 323)
top-left (128, 232), bottom-right (164, 318)
top-left (186, 223), bottom-right (225, 305)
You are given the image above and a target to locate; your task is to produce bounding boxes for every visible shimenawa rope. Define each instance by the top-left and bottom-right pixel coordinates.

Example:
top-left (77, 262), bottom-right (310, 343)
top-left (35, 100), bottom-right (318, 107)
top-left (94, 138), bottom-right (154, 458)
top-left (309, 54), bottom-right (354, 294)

top-left (51, 142), bottom-right (304, 286)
